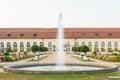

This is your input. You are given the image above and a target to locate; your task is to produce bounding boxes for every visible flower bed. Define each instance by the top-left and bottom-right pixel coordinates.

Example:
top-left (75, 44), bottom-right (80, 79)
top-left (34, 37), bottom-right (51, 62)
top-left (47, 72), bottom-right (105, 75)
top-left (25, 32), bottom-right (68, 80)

top-left (89, 53), bottom-right (120, 62)
top-left (0, 52), bottom-right (34, 62)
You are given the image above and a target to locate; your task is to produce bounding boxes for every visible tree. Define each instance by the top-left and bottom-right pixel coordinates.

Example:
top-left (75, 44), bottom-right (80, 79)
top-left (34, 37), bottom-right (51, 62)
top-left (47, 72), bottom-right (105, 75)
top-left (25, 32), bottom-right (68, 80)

top-left (39, 46), bottom-right (44, 52)
top-left (39, 46), bottom-right (48, 52)
top-left (78, 46), bottom-right (82, 53)
top-left (72, 46), bottom-right (79, 52)
top-left (44, 47), bottom-right (48, 52)
top-left (81, 45), bottom-right (89, 55)
top-left (72, 46), bottom-right (75, 52)
top-left (31, 45), bottom-right (39, 53)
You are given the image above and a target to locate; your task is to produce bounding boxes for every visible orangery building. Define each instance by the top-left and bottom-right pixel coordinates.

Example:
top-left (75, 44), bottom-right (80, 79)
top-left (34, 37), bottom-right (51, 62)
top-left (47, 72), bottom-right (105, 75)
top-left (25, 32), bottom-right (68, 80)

top-left (0, 28), bottom-right (120, 53)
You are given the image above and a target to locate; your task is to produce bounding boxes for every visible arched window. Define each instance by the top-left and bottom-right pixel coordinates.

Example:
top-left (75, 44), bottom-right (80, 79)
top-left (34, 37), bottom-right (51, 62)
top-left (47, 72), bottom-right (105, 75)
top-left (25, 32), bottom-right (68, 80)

top-left (1, 42), bottom-right (4, 47)
top-left (74, 42), bottom-right (79, 47)
top-left (88, 42), bottom-right (92, 48)
top-left (7, 42), bottom-right (11, 48)
top-left (101, 42), bottom-right (105, 48)
top-left (40, 42), bottom-right (44, 47)
top-left (13, 42), bottom-right (17, 48)
top-left (108, 42), bottom-right (111, 49)
top-left (114, 42), bottom-right (118, 48)
top-left (33, 42), bottom-right (37, 45)
top-left (48, 42), bottom-right (52, 52)
top-left (94, 42), bottom-right (98, 48)
top-left (66, 42), bottom-right (70, 52)
top-left (82, 42), bottom-right (85, 46)
top-left (0, 42), bottom-right (4, 52)
top-left (26, 42), bottom-right (30, 48)
top-left (20, 42), bottom-right (24, 48)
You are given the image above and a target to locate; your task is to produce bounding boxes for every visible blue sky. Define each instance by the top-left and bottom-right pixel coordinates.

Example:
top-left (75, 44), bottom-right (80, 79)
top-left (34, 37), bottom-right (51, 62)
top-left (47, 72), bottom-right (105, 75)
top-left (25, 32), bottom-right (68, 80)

top-left (0, 0), bottom-right (120, 28)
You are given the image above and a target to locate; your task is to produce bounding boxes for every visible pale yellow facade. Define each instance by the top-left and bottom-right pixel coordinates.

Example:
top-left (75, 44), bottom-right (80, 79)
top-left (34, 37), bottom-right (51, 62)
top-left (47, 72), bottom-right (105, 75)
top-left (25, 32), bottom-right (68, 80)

top-left (0, 38), bottom-right (120, 53)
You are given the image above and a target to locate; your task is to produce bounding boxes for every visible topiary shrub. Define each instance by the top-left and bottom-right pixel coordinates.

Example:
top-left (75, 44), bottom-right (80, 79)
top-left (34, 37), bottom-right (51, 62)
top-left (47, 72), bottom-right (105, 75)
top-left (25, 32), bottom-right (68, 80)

top-left (108, 48), bottom-right (113, 52)
top-left (101, 48), bottom-right (105, 52)
top-left (20, 47), bottom-right (24, 52)
top-left (5, 48), bottom-right (12, 53)
top-left (31, 45), bottom-right (39, 53)
top-left (82, 45), bottom-right (89, 55)
top-left (116, 55), bottom-right (120, 62)
top-left (4, 52), bottom-right (9, 56)
top-left (3, 56), bottom-right (11, 62)
top-left (114, 48), bottom-right (118, 52)
top-left (26, 53), bottom-right (34, 58)
top-left (93, 51), bottom-right (97, 55)
top-left (53, 45), bottom-right (56, 52)
top-left (13, 48), bottom-right (18, 52)
top-left (89, 47), bottom-right (92, 52)
top-left (27, 47), bottom-right (31, 52)
top-left (94, 48), bottom-right (99, 52)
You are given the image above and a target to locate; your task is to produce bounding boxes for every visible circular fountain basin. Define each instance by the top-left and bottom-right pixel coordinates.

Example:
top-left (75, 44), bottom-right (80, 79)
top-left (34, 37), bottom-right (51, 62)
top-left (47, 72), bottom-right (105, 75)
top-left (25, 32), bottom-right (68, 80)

top-left (3, 63), bottom-right (118, 74)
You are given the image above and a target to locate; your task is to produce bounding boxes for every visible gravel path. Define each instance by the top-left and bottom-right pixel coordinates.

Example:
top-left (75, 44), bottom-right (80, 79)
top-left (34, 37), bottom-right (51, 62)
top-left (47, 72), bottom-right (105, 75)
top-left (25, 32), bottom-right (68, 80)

top-left (39, 54), bottom-right (82, 64)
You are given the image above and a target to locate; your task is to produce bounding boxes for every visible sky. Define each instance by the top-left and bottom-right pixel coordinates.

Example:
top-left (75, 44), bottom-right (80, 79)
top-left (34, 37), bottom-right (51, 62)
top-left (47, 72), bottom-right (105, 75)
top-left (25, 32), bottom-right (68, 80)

top-left (0, 0), bottom-right (120, 28)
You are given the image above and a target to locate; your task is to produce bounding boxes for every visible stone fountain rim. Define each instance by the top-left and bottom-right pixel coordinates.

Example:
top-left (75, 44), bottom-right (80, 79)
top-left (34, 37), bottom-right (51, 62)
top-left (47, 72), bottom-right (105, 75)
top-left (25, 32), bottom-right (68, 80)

top-left (3, 62), bottom-right (118, 74)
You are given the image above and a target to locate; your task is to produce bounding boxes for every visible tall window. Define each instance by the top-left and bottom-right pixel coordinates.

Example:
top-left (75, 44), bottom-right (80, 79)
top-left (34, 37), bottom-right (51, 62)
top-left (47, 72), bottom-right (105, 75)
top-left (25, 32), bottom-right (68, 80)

top-left (0, 42), bottom-right (4, 52)
top-left (108, 42), bottom-right (111, 49)
top-left (13, 42), bottom-right (17, 48)
top-left (66, 42), bottom-right (70, 52)
top-left (101, 42), bottom-right (105, 48)
top-left (7, 42), bottom-right (11, 48)
top-left (114, 42), bottom-right (118, 48)
top-left (20, 42), bottom-right (24, 48)
top-left (88, 42), bottom-right (92, 48)
top-left (74, 42), bottom-right (79, 47)
top-left (40, 42), bottom-right (44, 47)
top-left (94, 42), bottom-right (98, 48)
top-left (48, 42), bottom-right (52, 52)
top-left (82, 42), bottom-right (85, 46)
top-left (33, 42), bottom-right (37, 45)
top-left (26, 42), bottom-right (30, 48)
top-left (1, 42), bottom-right (4, 48)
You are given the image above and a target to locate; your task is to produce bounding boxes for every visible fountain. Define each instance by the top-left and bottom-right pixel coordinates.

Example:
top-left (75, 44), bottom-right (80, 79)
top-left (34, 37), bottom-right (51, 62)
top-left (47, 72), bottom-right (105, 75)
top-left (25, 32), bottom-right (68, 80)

top-left (3, 13), bottom-right (118, 74)
top-left (55, 13), bottom-right (65, 70)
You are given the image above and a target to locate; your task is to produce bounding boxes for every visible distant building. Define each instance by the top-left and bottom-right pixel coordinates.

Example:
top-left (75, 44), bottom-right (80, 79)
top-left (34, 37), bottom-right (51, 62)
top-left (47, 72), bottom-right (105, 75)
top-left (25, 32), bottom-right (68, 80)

top-left (0, 28), bottom-right (120, 53)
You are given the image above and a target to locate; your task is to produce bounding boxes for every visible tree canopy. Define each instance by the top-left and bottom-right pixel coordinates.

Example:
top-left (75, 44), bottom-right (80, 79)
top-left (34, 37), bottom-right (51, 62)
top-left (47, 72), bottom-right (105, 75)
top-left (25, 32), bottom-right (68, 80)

top-left (31, 45), bottom-right (39, 52)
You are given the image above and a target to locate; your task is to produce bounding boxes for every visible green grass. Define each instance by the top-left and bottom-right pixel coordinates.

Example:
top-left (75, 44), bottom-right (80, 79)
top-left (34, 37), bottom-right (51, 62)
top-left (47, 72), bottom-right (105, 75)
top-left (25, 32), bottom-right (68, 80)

top-left (0, 71), bottom-right (120, 80)
top-left (0, 65), bottom-right (4, 68)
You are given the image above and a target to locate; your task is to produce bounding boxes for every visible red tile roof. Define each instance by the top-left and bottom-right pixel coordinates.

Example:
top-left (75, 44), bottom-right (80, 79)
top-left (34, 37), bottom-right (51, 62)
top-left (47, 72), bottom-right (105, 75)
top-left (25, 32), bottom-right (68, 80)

top-left (0, 28), bottom-right (120, 39)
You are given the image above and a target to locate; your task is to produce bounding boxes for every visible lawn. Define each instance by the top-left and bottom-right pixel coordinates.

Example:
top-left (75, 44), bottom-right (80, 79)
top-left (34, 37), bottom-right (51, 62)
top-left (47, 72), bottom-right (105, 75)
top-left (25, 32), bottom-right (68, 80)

top-left (0, 71), bottom-right (120, 80)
